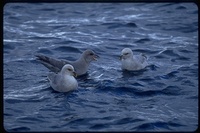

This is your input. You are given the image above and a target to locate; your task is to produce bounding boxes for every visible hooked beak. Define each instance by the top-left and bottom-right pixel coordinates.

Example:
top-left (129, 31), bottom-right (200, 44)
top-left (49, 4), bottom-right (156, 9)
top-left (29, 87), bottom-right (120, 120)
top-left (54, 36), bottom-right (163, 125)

top-left (93, 54), bottom-right (99, 61)
top-left (73, 71), bottom-right (77, 78)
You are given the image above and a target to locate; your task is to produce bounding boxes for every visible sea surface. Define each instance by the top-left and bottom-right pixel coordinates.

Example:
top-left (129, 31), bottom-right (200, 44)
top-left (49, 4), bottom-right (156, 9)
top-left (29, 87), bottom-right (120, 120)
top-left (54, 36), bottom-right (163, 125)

top-left (3, 3), bottom-right (198, 132)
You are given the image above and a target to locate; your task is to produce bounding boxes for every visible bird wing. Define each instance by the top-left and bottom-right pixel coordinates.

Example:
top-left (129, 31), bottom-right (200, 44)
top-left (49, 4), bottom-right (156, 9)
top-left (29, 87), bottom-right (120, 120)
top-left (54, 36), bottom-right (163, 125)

top-left (135, 54), bottom-right (147, 64)
top-left (35, 54), bottom-right (71, 73)
top-left (47, 72), bottom-right (63, 91)
top-left (47, 72), bottom-right (57, 84)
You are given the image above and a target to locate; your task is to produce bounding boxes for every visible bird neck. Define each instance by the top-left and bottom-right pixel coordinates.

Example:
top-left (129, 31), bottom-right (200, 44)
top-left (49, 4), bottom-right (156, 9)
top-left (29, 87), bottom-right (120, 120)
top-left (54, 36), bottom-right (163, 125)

top-left (80, 56), bottom-right (90, 64)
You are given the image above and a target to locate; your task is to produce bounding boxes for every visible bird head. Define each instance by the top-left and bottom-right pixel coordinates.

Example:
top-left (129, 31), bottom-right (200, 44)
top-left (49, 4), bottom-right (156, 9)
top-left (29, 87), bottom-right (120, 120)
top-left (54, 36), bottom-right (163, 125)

top-left (83, 49), bottom-right (99, 63)
top-left (120, 48), bottom-right (133, 60)
top-left (61, 64), bottom-right (77, 77)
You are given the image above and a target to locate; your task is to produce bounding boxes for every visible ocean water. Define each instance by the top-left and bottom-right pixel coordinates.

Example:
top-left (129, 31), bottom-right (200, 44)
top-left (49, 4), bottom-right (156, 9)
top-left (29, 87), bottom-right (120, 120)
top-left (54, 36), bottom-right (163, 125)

top-left (3, 3), bottom-right (198, 132)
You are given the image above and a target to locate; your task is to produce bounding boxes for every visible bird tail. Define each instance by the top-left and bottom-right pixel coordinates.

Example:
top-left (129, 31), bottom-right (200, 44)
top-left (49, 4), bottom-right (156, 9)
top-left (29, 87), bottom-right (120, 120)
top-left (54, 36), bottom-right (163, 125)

top-left (35, 54), bottom-right (52, 64)
top-left (141, 53), bottom-right (147, 59)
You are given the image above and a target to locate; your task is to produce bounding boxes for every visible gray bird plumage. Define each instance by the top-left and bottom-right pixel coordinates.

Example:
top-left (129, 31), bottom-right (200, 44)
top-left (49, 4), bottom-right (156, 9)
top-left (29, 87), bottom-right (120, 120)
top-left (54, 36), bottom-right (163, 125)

top-left (35, 49), bottom-right (99, 76)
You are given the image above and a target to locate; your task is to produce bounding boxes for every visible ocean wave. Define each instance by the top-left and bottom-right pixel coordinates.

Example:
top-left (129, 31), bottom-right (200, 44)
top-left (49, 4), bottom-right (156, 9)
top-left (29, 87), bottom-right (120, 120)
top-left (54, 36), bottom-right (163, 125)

top-left (4, 3), bottom-right (198, 132)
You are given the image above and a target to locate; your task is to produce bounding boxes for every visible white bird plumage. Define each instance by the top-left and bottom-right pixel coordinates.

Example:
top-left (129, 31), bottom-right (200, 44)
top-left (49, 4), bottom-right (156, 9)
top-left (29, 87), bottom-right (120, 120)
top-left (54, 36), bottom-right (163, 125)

top-left (120, 48), bottom-right (148, 71)
top-left (47, 64), bottom-right (78, 92)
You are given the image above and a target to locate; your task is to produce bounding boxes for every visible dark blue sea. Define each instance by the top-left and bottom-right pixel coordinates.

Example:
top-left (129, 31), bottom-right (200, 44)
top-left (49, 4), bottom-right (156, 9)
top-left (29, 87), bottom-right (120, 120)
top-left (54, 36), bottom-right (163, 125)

top-left (3, 3), bottom-right (198, 132)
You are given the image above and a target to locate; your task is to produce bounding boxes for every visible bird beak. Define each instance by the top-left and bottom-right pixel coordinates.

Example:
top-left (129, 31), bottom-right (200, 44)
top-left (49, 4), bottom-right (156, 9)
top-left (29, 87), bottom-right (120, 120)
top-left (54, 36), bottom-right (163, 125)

top-left (73, 72), bottom-right (77, 77)
top-left (93, 54), bottom-right (99, 61)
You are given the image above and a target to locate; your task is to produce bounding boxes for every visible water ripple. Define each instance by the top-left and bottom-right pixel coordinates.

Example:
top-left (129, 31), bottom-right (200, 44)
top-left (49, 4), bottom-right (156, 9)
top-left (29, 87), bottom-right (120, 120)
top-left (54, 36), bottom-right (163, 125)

top-left (4, 3), bottom-right (198, 132)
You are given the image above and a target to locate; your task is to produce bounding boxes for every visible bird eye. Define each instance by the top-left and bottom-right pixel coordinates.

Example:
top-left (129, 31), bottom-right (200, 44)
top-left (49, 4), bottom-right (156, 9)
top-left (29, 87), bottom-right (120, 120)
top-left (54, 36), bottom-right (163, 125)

top-left (89, 53), bottom-right (94, 56)
top-left (124, 53), bottom-right (129, 55)
top-left (68, 68), bottom-right (72, 71)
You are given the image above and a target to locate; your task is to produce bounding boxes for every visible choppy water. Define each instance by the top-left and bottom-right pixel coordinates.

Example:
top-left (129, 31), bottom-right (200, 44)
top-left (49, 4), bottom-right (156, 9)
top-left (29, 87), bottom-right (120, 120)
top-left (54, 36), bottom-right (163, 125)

top-left (3, 3), bottom-right (198, 132)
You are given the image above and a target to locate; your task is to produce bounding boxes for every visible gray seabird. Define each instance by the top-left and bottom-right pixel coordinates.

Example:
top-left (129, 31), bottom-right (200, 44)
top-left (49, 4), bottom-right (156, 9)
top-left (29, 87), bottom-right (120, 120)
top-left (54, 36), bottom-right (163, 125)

top-left (35, 49), bottom-right (99, 76)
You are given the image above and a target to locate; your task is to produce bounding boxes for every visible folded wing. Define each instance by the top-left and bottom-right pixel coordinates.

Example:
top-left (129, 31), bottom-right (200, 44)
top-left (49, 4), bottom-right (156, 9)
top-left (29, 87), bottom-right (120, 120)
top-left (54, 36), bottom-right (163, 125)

top-left (35, 54), bottom-right (70, 73)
